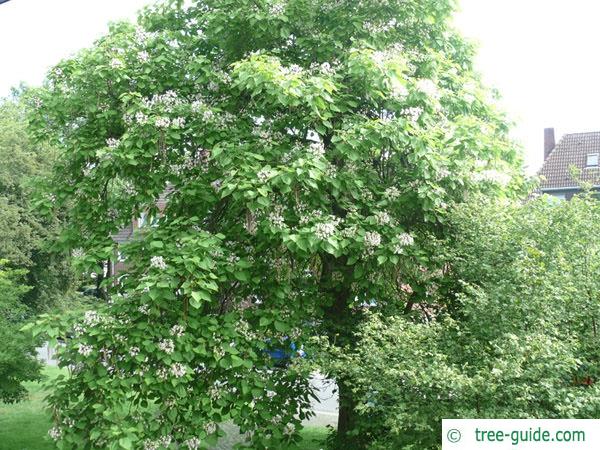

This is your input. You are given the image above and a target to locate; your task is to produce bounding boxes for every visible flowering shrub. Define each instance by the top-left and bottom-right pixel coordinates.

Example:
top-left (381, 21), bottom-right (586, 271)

top-left (26, 0), bottom-right (523, 448)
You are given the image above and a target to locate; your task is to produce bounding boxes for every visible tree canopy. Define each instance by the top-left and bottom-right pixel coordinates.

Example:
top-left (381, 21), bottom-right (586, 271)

top-left (29, 0), bottom-right (524, 448)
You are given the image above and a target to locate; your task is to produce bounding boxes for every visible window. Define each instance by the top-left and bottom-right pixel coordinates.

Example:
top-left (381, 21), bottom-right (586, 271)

top-left (586, 153), bottom-right (599, 167)
top-left (551, 192), bottom-right (566, 201)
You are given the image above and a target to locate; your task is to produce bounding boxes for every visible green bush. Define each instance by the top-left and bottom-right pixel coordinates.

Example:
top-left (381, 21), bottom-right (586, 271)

top-left (0, 261), bottom-right (42, 403)
top-left (322, 195), bottom-right (600, 449)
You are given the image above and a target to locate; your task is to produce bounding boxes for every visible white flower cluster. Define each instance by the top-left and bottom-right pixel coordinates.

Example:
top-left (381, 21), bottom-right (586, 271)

top-left (268, 206), bottom-right (286, 229)
top-left (416, 79), bottom-right (440, 100)
top-left (170, 324), bottom-right (185, 337)
top-left (78, 343), bottom-right (93, 357)
top-left (144, 90), bottom-right (181, 110)
top-left (364, 231), bottom-right (382, 248)
top-left (172, 117), bottom-right (186, 128)
top-left (257, 168), bottom-right (273, 183)
top-left (191, 98), bottom-right (205, 113)
top-left (309, 61), bottom-right (336, 75)
top-left (137, 50), bottom-right (150, 63)
top-left (266, 390), bottom-right (277, 398)
top-left (129, 346), bottom-right (140, 357)
top-left (48, 426), bottom-right (63, 441)
top-left (138, 304), bottom-right (150, 315)
top-left (204, 422), bottom-right (217, 435)
top-left (156, 367), bottom-right (169, 380)
top-left (308, 141), bottom-right (325, 158)
top-left (203, 110), bottom-right (215, 121)
top-left (314, 221), bottom-right (337, 240)
top-left (391, 80), bottom-right (409, 100)
top-left (185, 437), bottom-right (201, 450)
top-left (401, 106), bottom-right (423, 124)
top-left (364, 18), bottom-right (398, 34)
top-left (135, 111), bottom-right (148, 125)
top-left (158, 436), bottom-right (172, 448)
top-left (150, 256), bottom-right (167, 270)
top-left (143, 439), bottom-right (159, 450)
top-left (155, 117), bottom-right (171, 128)
top-left (398, 232), bottom-right (414, 246)
top-left (269, 1), bottom-right (285, 15)
top-left (170, 363), bottom-right (187, 378)
top-left (134, 27), bottom-right (157, 45)
top-left (374, 211), bottom-right (393, 226)
top-left (283, 423), bottom-right (296, 436)
top-left (211, 179), bottom-right (222, 192)
top-left (393, 232), bottom-right (414, 254)
top-left (106, 138), bottom-right (120, 149)
top-left (158, 339), bottom-right (175, 354)
top-left (83, 310), bottom-right (102, 327)
top-left (110, 58), bottom-right (124, 69)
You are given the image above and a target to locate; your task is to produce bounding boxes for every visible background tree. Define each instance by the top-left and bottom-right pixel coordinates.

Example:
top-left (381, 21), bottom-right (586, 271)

top-left (0, 95), bottom-right (76, 312)
top-left (0, 261), bottom-right (42, 403)
top-left (29, 0), bottom-right (523, 448)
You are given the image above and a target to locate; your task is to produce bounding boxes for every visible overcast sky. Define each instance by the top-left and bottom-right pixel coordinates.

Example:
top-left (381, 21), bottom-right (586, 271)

top-left (2, 0), bottom-right (599, 173)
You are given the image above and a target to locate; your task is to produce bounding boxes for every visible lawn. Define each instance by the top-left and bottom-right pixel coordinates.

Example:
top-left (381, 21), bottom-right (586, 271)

top-left (0, 366), bottom-right (328, 450)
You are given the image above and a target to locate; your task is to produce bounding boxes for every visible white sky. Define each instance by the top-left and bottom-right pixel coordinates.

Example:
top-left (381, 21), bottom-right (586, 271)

top-left (2, 0), bottom-right (600, 174)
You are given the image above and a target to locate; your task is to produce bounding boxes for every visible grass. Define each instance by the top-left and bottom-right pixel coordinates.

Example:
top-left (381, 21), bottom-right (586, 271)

top-left (0, 366), bottom-right (328, 450)
top-left (0, 366), bottom-right (62, 450)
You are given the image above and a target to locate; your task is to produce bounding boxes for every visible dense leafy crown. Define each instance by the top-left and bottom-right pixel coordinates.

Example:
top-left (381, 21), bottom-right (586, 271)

top-left (28, 0), bottom-right (522, 448)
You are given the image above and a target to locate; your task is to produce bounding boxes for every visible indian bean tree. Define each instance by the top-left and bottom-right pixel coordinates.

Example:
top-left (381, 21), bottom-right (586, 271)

top-left (28, 0), bottom-right (523, 448)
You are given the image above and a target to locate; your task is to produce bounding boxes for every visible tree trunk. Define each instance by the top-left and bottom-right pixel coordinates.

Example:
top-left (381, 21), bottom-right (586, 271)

top-left (321, 255), bottom-right (363, 449)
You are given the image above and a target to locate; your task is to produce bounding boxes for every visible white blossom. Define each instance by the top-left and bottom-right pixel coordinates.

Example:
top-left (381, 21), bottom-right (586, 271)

top-left (269, 1), bottom-right (285, 15)
top-left (257, 168), bottom-right (273, 183)
top-left (78, 344), bottom-right (93, 357)
top-left (266, 390), bottom-right (277, 398)
top-left (416, 79), bottom-right (440, 100)
top-left (135, 111), bottom-right (148, 125)
top-left (308, 141), bottom-right (325, 158)
top-left (397, 232), bottom-right (414, 246)
top-left (170, 362), bottom-right (187, 378)
top-left (48, 426), bottom-right (63, 441)
top-left (158, 339), bottom-right (175, 354)
top-left (191, 99), bottom-right (205, 113)
top-left (283, 423), bottom-right (296, 436)
top-left (138, 304), bottom-right (150, 314)
top-left (143, 439), bottom-right (159, 450)
top-left (106, 138), bottom-right (120, 149)
top-left (155, 117), bottom-right (171, 128)
top-left (150, 256), bottom-right (167, 270)
top-left (185, 437), bottom-right (201, 450)
top-left (401, 107), bottom-right (423, 124)
top-left (374, 211), bottom-right (393, 226)
top-left (211, 179), bottom-right (222, 192)
top-left (203, 110), bottom-right (215, 121)
top-left (268, 212), bottom-right (285, 228)
top-left (364, 231), bottom-right (382, 248)
top-left (158, 436), bottom-right (172, 448)
top-left (170, 324), bottom-right (185, 337)
top-left (137, 50), bottom-right (150, 63)
top-left (204, 422), bottom-right (217, 435)
top-left (83, 310), bottom-right (102, 326)
top-left (129, 346), bottom-right (140, 357)
top-left (110, 58), bottom-right (124, 69)
top-left (171, 117), bottom-right (186, 128)
top-left (314, 222), bottom-right (337, 240)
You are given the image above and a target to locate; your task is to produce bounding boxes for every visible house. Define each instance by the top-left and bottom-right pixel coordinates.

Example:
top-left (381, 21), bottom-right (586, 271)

top-left (538, 128), bottom-right (600, 200)
top-left (108, 189), bottom-right (170, 276)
